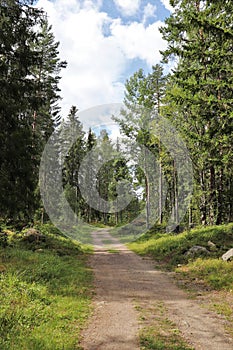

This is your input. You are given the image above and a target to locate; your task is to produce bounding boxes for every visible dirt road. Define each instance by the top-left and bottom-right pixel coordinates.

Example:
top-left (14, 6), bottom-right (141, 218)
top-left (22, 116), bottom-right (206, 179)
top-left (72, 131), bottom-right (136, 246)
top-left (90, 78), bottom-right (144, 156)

top-left (80, 229), bottom-right (233, 350)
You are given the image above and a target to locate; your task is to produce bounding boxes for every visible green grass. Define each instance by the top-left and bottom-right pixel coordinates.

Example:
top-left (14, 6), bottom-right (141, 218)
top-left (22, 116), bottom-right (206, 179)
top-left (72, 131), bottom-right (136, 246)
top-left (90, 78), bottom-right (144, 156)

top-left (0, 223), bottom-right (93, 350)
top-left (102, 239), bottom-right (114, 244)
top-left (107, 249), bottom-right (119, 254)
top-left (176, 258), bottom-right (233, 290)
top-left (140, 333), bottom-right (193, 350)
top-left (129, 223), bottom-right (233, 290)
top-left (137, 302), bottom-right (194, 350)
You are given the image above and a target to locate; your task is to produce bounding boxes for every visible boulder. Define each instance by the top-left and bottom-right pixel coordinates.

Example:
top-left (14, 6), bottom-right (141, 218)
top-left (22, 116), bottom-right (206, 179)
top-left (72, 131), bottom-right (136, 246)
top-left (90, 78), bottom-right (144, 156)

top-left (172, 225), bottom-right (185, 234)
top-left (222, 248), bottom-right (233, 261)
top-left (186, 245), bottom-right (210, 257)
top-left (23, 228), bottom-right (46, 243)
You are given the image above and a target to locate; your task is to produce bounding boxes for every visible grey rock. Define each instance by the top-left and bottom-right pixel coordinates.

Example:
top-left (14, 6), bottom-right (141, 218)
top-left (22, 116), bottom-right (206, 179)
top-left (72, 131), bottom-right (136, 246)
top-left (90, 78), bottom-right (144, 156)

top-left (222, 248), bottom-right (233, 261)
top-left (186, 245), bottom-right (210, 257)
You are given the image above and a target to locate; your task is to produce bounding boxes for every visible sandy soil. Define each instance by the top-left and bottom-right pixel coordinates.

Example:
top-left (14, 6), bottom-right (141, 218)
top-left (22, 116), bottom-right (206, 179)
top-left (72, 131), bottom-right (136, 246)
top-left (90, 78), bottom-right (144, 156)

top-left (79, 229), bottom-right (233, 350)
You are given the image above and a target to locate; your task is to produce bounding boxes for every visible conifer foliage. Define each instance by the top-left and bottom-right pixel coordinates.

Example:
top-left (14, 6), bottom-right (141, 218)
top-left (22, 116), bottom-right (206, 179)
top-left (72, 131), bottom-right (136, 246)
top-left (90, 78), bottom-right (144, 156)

top-left (160, 0), bottom-right (233, 225)
top-left (0, 0), bottom-right (232, 229)
top-left (0, 0), bottom-right (66, 221)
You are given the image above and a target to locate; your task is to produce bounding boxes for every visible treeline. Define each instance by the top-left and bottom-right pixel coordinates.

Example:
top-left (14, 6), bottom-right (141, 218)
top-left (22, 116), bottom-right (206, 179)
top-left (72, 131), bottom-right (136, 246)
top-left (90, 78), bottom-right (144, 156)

top-left (0, 0), bottom-right (232, 230)
top-left (0, 1), bottom-right (139, 227)
top-left (115, 0), bottom-right (233, 228)
top-left (60, 107), bottom-right (141, 226)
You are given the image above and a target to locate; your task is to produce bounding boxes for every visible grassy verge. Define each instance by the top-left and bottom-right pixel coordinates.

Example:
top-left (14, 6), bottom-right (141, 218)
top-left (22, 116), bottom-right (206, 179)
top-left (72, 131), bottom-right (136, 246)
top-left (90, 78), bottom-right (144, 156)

top-left (129, 223), bottom-right (233, 344)
top-left (0, 223), bottom-right (93, 350)
top-left (128, 223), bottom-right (233, 288)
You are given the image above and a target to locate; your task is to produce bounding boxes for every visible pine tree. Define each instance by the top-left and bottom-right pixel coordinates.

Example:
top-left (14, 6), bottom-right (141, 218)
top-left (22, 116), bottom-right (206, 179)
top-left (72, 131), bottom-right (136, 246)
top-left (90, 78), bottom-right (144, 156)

top-left (114, 66), bottom-right (168, 228)
top-left (148, 65), bottom-right (166, 223)
top-left (84, 128), bottom-right (97, 223)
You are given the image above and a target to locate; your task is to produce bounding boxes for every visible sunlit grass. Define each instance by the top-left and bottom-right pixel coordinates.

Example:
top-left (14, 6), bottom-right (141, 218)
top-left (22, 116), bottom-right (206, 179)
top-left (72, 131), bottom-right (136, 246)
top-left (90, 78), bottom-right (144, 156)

top-left (176, 258), bottom-right (233, 290)
top-left (0, 223), bottom-right (93, 350)
top-left (129, 223), bottom-right (233, 275)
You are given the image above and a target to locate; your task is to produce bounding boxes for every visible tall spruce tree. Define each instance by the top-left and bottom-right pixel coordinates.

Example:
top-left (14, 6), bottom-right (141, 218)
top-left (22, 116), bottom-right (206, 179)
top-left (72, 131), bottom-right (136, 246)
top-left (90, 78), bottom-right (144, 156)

top-left (0, 0), bottom-right (42, 220)
top-left (84, 128), bottom-right (97, 223)
top-left (95, 130), bottom-right (115, 224)
top-left (160, 0), bottom-right (233, 225)
top-left (62, 106), bottom-right (85, 219)
top-left (31, 18), bottom-right (67, 143)
top-left (0, 1), bottom-right (66, 221)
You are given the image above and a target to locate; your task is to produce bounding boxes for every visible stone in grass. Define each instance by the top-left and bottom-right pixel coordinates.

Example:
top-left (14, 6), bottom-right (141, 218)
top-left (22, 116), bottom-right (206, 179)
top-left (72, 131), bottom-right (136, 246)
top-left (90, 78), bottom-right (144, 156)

top-left (35, 248), bottom-right (44, 253)
top-left (207, 240), bottom-right (217, 251)
top-left (0, 265), bottom-right (6, 273)
top-left (185, 245), bottom-right (210, 257)
top-left (222, 248), bottom-right (233, 262)
top-left (23, 228), bottom-right (46, 243)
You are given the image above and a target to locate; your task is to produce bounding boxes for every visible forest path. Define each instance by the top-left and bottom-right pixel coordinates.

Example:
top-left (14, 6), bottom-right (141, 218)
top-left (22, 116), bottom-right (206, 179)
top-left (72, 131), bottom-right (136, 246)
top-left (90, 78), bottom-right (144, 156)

top-left (79, 229), bottom-right (233, 350)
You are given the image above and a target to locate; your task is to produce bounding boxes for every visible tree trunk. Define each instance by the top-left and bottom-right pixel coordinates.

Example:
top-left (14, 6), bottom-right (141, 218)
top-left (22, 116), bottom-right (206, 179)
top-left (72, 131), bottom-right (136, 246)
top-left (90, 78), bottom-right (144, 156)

top-left (200, 170), bottom-right (207, 225)
top-left (146, 176), bottom-right (150, 229)
top-left (174, 160), bottom-right (179, 226)
top-left (209, 165), bottom-right (216, 225)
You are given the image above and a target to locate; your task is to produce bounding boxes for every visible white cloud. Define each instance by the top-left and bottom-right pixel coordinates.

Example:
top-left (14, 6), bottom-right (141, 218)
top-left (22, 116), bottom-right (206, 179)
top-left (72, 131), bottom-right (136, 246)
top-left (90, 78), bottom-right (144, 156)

top-left (36, 0), bottom-right (167, 117)
top-left (111, 19), bottom-right (165, 66)
top-left (143, 3), bottom-right (157, 24)
top-left (113, 0), bottom-right (141, 16)
top-left (160, 0), bottom-right (174, 13)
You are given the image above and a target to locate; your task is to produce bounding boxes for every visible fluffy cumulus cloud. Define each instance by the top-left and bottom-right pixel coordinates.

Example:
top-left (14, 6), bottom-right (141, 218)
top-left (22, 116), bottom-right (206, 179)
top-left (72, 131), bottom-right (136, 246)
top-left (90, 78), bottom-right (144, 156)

top-left (36, 0), bottom-right (167, 116)
top-left (111, 19), bottom-right (165, 66)
top-left (160, 0), bottom-right (174, 12)
top-left (113, 0), bottom-right (141, 16)
top-left (143, 3), bottom-right (157, 24)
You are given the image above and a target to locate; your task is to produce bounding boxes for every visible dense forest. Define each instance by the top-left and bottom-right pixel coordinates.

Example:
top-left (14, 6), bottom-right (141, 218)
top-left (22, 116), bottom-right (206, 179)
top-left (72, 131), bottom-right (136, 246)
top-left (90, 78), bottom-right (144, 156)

top-left (0, 0), bottom-right (232, 232)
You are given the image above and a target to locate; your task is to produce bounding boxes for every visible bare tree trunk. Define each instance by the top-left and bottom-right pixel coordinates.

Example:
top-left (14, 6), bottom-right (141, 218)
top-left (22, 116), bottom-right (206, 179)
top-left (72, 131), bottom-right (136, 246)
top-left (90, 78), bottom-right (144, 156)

top-left (146, 176), bottom-right (150, 229)
top-left (200, 170), bottom-right (207, 225)
top-left (158, 161), bottom-right (163, 224)
top-left (209, 165), bottom-right (216, 225)
top-left (174, 160), bottom-right (179, 226)
top-left (216, 167), bottom-right (223, 225)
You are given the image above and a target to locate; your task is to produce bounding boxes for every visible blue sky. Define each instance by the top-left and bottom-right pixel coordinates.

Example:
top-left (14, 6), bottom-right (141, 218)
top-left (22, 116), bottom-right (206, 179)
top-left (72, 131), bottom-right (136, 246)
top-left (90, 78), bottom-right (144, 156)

top-left (35, 0), bottom-right (173, 117)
